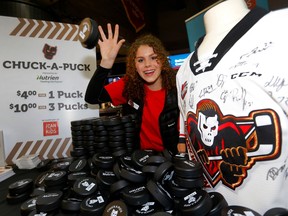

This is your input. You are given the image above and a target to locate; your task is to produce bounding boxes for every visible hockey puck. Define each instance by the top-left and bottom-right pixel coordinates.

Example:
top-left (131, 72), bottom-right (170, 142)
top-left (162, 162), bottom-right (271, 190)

top-left (80, 191), bottom-right (109, 215)
top-left (73, 177), bottom-right (98, 197)
top-left (263, 207), bottom-right (288, 216)
top-left (8, 178), bottom-right (34, 196)
top-left (20, 196), bottom-right (38, 216)
top-left (207, 192), bottom-right (228, 216)
top-left (221, 205), bottom-right (261, 216)
top-left (102, 200), bottom-right (129, 216)
top-left (174, 159), bottom-right (203, 179)
top-left (36, 191), bottom-right (63, 212)
top-left (146, 180), bottom-right (174, 211)
top-left (121, 184), bottom-right (151, 206)
top-left (179, 189), bottom-right (213, 216)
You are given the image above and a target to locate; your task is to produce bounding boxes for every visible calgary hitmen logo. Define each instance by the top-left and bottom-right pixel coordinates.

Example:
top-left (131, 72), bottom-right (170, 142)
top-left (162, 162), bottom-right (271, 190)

top-left (186, 99), bottom-right (281, 189)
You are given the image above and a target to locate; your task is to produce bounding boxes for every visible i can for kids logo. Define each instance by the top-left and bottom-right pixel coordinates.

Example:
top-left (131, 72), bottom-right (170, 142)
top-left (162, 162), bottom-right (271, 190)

top-left (43, 121), bottom-right (59, 136)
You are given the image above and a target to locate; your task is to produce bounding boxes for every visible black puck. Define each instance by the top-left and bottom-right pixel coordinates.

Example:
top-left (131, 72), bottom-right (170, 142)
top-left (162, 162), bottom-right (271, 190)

top-left (73, 177), bottom-right (98, 197)
top-left (36, 191), bottom-right (63, 213)
top-left (102, 200), bottom-right (129, 216)
top-left (221, 205), bottom-right (261, 216)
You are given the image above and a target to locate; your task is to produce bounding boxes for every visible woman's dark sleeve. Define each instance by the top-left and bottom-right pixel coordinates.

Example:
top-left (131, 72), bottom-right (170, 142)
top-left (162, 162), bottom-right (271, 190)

top-left (84, 66), bottom-right (112, 104)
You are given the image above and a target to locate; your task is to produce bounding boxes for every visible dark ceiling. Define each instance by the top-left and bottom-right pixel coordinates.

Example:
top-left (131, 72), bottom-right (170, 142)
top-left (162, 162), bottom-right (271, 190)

top-left (2, 0), bottom-right (286, 63)
top-left (0, 0), bottom-right (220, 57)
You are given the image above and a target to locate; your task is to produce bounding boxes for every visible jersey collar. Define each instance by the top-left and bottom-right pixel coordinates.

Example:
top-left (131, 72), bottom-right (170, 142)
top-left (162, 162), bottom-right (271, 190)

top-left (190, 7), bottom-right (268, 75)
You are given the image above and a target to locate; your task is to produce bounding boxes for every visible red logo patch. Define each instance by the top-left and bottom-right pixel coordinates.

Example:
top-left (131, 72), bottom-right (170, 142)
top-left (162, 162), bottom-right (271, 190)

top-left (43, 121), bottom-right (59, 136)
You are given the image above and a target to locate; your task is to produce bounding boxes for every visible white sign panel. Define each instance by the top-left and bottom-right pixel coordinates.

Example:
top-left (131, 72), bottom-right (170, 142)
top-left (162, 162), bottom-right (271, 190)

top-left (0, 15), bottom-right (98, 164)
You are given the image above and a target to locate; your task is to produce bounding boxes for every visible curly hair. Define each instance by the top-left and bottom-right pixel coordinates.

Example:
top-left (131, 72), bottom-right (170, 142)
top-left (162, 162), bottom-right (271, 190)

top-left (122, 34), bottom-right (176, 102)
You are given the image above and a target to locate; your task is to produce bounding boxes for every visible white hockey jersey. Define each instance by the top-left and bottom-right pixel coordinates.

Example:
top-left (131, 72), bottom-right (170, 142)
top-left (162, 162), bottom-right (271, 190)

top-left (176, 7), bottom-right (288, 215)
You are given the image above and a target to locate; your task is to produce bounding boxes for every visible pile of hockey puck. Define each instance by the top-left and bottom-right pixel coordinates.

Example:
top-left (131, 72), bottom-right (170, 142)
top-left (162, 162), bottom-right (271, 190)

top-left (7, 148), bottom-right (288, 216)
top-left (6, 120), bottom-right (288, 215)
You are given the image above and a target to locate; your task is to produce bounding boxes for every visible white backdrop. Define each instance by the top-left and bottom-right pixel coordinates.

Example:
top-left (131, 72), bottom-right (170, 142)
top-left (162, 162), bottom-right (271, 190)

top-left (0, 15), bottom-right (99, 164)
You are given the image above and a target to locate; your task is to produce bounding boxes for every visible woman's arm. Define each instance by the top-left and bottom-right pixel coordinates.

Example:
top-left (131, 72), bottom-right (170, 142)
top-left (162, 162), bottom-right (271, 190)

top-left (84, 66), bottom-right (112, 104)
top-left (84, 23), bottom-right (125, 104)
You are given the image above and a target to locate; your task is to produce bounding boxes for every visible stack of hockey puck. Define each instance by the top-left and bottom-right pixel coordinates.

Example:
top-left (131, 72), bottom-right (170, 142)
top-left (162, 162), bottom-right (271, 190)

top-left (173, 159), bottom-right (204, 191)
top-left (70, 118), bottom-right (95, 158)
top-left (70, 114), bottom-right (140, 159)
top-left (102, 116), bottom-right (128, 157)
top-left (92, 116), bottom-right (110, 154)
top-left (121, 114), bottom-right (140, 152)
top-left (102, 115), bottom-right (140, 156)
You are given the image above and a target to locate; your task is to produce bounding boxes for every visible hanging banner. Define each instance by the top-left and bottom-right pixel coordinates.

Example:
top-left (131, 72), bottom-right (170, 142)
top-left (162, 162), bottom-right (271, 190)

top-left (121, 0), bottom-right (145, 32)
top-left (0, 15), bottom-right (98, 165)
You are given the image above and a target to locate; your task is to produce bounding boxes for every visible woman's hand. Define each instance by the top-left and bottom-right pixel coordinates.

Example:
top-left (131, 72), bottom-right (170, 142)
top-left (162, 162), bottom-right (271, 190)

top-left (98, 23), bottom-right (126, 69)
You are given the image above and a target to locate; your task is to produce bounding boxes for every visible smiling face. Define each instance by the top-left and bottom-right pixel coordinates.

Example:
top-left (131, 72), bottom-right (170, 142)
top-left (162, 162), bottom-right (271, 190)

top-left (135, 45), bottom-right (163, 90)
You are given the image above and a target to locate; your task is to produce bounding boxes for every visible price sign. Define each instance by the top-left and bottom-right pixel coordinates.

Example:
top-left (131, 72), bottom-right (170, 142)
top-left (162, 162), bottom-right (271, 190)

top-left (0, 16), bottom-right (98, 164)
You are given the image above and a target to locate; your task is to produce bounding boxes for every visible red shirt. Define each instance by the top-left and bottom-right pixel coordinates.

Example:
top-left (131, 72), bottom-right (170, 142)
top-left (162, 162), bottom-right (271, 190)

top-left (105, 78), bottom-right (165, 151)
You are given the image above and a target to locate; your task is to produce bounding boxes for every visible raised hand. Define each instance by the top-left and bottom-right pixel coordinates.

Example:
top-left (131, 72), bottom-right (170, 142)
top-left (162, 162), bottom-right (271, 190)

top-left (98, 23), bottom-right (126, 69)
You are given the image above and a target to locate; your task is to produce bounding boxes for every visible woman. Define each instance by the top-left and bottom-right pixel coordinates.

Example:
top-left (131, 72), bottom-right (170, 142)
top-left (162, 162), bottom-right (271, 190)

top-left (85, 23), bottom-right (182, 154)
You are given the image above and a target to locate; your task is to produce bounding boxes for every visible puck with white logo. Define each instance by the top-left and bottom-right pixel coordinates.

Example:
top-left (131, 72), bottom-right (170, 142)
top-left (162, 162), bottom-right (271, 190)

top-left (153, 161), bottom-right (174, 184)
top-left (92, 152), bottom-right (115, 169)
top-left (96, 169), bottom-right (118, 190)
top-left (20, 196), bottom-right (38, 216)
top-left (132, 201), bottom-right (161, 216)
top-left (179, 189), bottom-right (213, 216)
top-left (73, 177), bottom-right (98, 198)
top-left (131, 150), bottom-right (155, 169)
top-left (146, 180), bottom-right (174, 211)
top-left (44, 171), bottom-right (67, 187)
top-left (120, 166), bottom-right (147, 183)
top-left (174, 159), bottom-right (203, 179)
top-left (36, 191), bottom-right (63, 213)
top-left (102, 200), bottom-right (129, 216)
top-left (69, 158), bottom-right (89, 173)
top-left (80, 191), bottom-right (109, 215)
top-left (8, 178), bottom-right (34, 196)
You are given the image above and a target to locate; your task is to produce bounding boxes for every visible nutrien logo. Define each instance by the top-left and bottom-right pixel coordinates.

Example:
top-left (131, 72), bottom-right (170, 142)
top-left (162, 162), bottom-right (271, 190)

top-left (43, 43), bottom-right (57, 60)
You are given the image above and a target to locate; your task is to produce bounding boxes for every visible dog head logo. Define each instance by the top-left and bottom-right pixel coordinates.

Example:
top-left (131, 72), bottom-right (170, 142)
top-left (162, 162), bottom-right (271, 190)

top-left (43, 43), bottom-right (57, 60)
